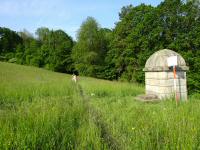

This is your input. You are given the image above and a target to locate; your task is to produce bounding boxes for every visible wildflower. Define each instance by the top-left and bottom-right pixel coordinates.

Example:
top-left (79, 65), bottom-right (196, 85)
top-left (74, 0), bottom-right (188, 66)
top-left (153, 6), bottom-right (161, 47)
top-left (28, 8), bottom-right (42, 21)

top-left (91, 93), bottom-right (95, 96)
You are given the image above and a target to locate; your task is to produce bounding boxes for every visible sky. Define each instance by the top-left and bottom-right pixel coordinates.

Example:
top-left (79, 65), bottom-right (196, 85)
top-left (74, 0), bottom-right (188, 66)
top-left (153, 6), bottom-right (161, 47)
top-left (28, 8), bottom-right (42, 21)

top-left (0, 0), bottom-right (163, 40)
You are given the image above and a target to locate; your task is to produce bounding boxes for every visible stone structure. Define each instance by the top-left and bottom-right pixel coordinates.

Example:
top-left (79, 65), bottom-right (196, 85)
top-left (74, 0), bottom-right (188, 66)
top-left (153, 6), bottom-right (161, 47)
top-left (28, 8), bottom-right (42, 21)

top-left (143, 49), bottom-right (189, 100)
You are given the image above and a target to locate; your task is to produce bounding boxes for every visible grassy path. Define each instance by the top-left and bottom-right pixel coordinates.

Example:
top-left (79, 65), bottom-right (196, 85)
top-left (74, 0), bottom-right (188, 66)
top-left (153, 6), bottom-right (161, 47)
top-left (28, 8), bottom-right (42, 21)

top-left (77, 83), bottom-right (121, 150)
top-left (2, 62), bottom-right (200, 149)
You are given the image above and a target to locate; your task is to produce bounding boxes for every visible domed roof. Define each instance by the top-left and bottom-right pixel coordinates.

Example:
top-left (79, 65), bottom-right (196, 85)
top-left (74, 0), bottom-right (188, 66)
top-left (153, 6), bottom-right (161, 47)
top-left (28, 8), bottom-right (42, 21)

top-left (143, 49), bottom-right (189, 72)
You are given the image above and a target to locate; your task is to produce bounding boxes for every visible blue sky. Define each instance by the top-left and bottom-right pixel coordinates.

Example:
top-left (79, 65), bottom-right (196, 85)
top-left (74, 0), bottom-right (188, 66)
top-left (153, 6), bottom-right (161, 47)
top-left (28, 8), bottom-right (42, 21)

top-left (0, 0), bottom-right (163, 40)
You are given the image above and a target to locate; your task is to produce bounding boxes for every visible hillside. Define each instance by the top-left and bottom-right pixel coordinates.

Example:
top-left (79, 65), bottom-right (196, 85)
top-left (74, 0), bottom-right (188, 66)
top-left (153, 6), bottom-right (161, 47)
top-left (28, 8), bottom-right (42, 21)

top-left (0, 62), bottom-right (200, 149)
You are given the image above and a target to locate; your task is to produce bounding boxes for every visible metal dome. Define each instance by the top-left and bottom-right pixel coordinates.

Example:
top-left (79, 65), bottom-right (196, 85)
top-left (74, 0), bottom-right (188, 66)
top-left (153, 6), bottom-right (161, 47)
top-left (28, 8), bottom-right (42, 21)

top-left (143, 49), bottom-right (189, 72)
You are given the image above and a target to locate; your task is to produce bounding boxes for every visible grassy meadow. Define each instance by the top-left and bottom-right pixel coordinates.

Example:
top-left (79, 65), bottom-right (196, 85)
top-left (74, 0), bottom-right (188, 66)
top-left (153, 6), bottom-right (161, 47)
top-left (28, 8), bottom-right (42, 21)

top-left (1, 61), bottom-right (200, 149)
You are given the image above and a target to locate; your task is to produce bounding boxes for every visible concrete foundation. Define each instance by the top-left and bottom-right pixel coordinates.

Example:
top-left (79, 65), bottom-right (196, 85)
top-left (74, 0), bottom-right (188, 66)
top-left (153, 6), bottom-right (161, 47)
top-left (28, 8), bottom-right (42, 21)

top-left (145, 71), bottom-right (187, 100)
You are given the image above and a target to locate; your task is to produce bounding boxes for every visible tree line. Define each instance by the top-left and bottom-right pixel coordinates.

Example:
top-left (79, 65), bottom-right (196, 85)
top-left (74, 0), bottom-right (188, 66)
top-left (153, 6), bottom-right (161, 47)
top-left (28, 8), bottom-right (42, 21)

top-left (0, 0), bottom-right (200, 93)
top-left (0, 28), bottom-right (74, 73)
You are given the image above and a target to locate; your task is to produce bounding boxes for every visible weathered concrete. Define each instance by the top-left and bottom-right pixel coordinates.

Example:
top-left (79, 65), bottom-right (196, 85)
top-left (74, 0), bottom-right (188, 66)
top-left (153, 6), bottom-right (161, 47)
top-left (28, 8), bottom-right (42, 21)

top-left (143, 49), bottom-right (189, 100)
top-left (135, 94), bottom-right (160, 103)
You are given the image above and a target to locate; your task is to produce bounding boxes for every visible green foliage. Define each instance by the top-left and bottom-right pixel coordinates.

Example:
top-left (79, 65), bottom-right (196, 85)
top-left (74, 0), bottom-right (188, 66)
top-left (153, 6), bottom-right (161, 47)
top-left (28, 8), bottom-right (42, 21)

top-left (106, 4), bottom-right (155, 82)
top-left (49, 30), bottom-right (74, 73)
top-left (105, 0), bottom-right (200, 93)
top-left (35, 28), bottom-right (74, 72)
top-left (0, 27), bottom-right (74, 73)
top-left (72, 17), bottom-right (110, 77)
top-left (0, 27), bottom-right (22, 55)
top-left (8, 58), bottom-right (17, 63)
top-left (0, 0), bottom-right (200, 93)
top-left (5, 52), bottom-right (15, 60)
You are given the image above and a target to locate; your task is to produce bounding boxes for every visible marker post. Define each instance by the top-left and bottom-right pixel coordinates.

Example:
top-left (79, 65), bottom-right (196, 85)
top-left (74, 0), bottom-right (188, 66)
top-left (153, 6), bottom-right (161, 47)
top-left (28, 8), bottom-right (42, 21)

top-left (173, 66), bottom-right (179, 105)
top-left (167, 56), bottom-right (179, 104)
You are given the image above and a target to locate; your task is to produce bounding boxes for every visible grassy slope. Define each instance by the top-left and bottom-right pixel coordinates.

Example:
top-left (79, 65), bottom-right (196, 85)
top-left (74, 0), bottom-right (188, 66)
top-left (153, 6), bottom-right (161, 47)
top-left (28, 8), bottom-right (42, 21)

top-left (1, 62), bottom-right (200, 149)
top-left (0, 62), bottom-right (106, 149)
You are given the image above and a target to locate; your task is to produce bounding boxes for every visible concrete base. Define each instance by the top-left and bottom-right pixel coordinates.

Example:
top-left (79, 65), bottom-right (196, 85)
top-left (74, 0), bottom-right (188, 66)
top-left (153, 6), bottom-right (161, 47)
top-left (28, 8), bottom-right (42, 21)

top-left (135, 94), bottom-right (160, 103)
top-left (145, 71), bottom-right (187, 100)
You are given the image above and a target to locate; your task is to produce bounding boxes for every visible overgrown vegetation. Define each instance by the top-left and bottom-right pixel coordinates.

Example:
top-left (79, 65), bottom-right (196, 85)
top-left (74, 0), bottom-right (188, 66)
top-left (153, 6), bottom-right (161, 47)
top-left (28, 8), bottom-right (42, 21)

top-left (1, 61), bottom-right (200, 149)
top-left (0, 0), bottom-right (200, 93)
top-left (0, 62), bottom-right (107, 149)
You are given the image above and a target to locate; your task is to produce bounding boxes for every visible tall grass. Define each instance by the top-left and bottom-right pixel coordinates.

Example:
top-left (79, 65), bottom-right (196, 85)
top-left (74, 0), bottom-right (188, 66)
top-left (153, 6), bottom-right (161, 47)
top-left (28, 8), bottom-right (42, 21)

top-left (1, 62), bottom-right (200, 149)
top-left (0, 62), bottom-right (105, 149)
top-left (86, 83), bottom-right (200, 149)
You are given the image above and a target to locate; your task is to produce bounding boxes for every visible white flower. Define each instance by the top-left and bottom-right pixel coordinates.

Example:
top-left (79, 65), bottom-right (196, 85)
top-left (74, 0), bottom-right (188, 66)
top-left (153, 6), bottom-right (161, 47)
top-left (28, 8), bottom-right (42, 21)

top-left (91, 93), bottom-right (95, 96)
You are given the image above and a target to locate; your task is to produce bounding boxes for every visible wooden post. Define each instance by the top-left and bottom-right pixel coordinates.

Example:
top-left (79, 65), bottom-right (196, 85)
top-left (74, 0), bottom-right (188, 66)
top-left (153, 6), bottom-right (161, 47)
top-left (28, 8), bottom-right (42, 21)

top-left (173, 66), bottom-right (179, 104)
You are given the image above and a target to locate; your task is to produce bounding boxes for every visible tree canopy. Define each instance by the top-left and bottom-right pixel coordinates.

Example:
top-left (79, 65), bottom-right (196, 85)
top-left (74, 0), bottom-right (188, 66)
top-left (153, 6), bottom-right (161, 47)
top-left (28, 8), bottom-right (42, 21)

top-left (0, 0), bottom-right (200, 93)
top-left (72, 17), bottom-right (110, 77)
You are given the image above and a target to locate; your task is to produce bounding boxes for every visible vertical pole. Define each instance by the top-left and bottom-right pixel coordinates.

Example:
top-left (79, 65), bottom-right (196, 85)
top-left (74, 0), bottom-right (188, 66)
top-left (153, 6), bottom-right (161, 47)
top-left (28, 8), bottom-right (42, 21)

top-left (173, 66), bottom-right (178, 104)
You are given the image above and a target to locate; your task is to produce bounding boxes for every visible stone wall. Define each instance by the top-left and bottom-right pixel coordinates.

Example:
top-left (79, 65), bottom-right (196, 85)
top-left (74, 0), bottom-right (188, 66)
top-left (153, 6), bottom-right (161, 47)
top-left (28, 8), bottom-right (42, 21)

top-left (145, 71), bottom-right (187, 100)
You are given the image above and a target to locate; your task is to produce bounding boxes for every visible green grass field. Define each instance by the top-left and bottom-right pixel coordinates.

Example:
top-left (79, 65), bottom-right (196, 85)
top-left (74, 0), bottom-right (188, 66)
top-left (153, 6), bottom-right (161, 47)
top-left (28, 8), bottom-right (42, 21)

top-left (1, 62), bottom-right (200, 150)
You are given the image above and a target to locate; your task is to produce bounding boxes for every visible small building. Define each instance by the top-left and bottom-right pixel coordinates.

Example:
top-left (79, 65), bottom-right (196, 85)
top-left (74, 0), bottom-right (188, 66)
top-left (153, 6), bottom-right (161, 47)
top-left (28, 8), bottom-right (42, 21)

top-left (143, 49), bottom-right (189, 100)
